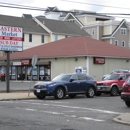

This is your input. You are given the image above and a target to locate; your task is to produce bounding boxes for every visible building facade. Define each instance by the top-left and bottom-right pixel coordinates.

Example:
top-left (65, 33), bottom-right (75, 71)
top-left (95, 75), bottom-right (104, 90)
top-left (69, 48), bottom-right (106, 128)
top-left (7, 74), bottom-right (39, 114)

top-left (1, 36), bottom-right (130, 81)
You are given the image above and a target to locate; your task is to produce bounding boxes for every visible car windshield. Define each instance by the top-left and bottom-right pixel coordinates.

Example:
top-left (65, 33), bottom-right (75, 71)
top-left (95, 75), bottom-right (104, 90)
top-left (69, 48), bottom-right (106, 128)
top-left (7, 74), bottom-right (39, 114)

top-left (52, 74), bottom-right (72, 82)
top-left (103, 74), bottom-right (118, 80)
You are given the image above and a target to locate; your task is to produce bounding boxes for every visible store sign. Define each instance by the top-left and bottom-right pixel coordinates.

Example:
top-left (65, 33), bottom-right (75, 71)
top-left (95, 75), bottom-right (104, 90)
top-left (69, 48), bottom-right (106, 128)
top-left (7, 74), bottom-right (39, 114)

top-left (21, 60), bottom-right (30, 65)
top-left (0, 25), bottom-right (23, 52)
top-left (13, 62), bottom-right (21, 66)
top-left (94, 57), bottom-right (105, 64)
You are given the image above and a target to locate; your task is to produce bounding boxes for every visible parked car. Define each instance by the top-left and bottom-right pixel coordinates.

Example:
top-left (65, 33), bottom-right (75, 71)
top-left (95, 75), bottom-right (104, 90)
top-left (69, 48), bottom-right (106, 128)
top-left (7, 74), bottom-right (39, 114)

top-left (121, 76), bottom-right (130, 107)
top-left (33, 73), bottom-right (97, 99)
top-left (96, 73), bottom-right (130, 96)
top-left (102, 69), bottom-right (130, 80)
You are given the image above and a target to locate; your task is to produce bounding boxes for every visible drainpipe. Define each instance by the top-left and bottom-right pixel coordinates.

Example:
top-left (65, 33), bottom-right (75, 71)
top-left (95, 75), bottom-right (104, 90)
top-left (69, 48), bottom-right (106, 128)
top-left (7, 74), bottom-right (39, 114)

top-left (86, 56), bottom-right (89, 75)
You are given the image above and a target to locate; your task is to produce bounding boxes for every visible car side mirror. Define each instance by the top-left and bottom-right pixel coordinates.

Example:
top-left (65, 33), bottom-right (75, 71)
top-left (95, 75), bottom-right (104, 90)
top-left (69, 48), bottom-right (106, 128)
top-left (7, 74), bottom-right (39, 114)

top-left (70, 79), bottom-right (74, 82)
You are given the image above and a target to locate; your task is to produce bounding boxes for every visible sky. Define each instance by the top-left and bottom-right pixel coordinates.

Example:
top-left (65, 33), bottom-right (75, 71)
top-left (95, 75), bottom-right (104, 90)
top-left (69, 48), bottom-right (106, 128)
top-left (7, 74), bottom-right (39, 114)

top-left (0, 0), bottom-right (130, 21)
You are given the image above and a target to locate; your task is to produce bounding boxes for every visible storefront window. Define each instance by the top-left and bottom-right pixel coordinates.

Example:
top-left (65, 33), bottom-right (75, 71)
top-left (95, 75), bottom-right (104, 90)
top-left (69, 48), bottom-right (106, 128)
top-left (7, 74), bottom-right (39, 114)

top-left (11, 66), bottom-right (16, 80)
top-left (0, 67), bottom-right (6, 74)
top-left (9, 67), bottom-right (11, 75)
top-left (44, 65), bottom-right (50, 81)
top-left (12, 66), bottom-right (16, 75)
top-left (40, 66), bottom-right (44, 75)
top-left (27, 67), bottom-right (32, 76)
top-left (32, 66), bottom-right (37, 75)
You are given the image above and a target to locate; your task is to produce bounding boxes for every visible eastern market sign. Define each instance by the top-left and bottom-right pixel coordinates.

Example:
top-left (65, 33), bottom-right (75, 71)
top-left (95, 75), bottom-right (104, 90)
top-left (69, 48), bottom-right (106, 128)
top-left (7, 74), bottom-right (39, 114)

top-left (0, 25), bottom-right (23, 52)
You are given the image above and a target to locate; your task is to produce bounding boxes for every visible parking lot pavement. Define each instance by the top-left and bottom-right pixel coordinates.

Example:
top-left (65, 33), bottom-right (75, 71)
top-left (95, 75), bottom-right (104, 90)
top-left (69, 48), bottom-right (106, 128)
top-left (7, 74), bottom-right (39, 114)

top-left (0, 82), bottom-right (130, 125)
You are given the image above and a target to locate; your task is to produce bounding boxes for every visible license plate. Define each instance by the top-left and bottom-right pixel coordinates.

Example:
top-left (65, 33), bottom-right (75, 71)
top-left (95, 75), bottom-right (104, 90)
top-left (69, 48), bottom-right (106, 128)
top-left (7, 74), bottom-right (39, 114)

top-left (37, 89), bottom-right (40, 93)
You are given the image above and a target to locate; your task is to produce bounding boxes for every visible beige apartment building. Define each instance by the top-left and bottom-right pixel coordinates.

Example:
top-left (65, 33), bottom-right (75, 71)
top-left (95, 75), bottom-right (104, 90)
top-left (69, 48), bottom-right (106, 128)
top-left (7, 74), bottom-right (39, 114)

top-left (45, 7), bottom-right (130, 49)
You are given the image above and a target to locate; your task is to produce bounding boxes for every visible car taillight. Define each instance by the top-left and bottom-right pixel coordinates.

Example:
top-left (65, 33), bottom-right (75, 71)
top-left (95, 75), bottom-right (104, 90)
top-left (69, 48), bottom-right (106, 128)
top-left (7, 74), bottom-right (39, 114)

top-left (123, 84), bottom-right (130, 92)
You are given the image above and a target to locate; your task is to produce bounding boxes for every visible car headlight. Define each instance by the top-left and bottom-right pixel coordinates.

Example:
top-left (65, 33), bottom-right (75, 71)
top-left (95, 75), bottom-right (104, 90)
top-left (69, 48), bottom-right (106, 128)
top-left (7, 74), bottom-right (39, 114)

top-left (48, 83), bottom-right (57, 87)
top-left (103, 83), bottom-right (111, 86)
top-left (34, 85), bottom-right (46, 89)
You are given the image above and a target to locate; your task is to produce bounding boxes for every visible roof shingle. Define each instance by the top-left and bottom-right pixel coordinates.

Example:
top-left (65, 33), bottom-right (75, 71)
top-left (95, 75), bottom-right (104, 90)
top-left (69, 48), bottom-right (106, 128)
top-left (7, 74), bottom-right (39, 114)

top-left (1, 36), bottom-right (130, 60)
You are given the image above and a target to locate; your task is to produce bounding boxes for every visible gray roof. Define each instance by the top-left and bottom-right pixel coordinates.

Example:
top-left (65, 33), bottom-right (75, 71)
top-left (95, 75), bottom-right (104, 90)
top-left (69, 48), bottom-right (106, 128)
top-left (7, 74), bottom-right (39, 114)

top-left (22, 14), bottom-right (33, 18)
top-left (36, 17), bottom-right (90, 36)
top-left (0, 14), bottom-right (49, 34)
top-left (45, 6), bottom-right (59, 13)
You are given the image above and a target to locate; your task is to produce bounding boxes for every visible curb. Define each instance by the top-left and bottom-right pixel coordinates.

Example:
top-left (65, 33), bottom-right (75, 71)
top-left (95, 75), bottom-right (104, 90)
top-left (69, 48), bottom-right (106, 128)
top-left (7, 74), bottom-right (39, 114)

top-left (0, 98), bottom-right (36, 101)
top-left (113, 113), bottom-right (130, 126)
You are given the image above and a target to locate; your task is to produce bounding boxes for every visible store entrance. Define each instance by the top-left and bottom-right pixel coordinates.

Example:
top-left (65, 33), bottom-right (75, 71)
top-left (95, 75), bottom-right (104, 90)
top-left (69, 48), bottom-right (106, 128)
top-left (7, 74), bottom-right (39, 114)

top-left (17, 66), bottom-right (26, 80)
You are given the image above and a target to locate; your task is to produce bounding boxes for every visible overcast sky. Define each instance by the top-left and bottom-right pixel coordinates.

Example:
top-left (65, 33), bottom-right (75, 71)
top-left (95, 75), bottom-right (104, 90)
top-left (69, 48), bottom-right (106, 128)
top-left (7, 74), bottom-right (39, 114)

top-left (0, 0), bottom-right (130, 21)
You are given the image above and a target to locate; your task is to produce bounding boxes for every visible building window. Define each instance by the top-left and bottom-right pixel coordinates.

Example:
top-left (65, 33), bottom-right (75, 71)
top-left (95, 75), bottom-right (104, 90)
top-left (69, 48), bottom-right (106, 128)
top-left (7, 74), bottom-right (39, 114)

top-left (120, 28), bottom-right (127, 35)
top-left (122, 41), bottom-right (125, 47)
top-left (41, 35), bottom-right (44, 43)
top-left (114, 40), bottom-right (118, 46)
top-left (29, 34), bottom-right (32, 42)
top-left (65, 35), bottom-right (68, 38)
top-left (86, 29), bottom-right (90, 34)
top-left (22, 33), bottom-right (24, 41)
top-left (68, 19), bottom-right (75, 22)
top-left (92, 29), bottom-right (95, 35)
top-left (55, 35), bottom-right (58, 41)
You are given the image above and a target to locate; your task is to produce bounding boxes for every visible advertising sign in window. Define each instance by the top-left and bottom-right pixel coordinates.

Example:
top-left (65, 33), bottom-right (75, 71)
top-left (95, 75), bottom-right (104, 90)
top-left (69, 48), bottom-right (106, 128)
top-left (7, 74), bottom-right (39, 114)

top-left (0, 25), bottom-right (23, 52)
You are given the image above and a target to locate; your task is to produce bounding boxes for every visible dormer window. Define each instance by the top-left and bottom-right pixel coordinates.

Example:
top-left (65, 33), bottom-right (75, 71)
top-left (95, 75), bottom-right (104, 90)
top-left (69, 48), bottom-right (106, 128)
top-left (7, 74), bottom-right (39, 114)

top-left (120, 28), bottom-right (127, 35)
top-left (67, 19), bottom-right (75, 22)
top-left (92, 29), bottom-right (95, 35)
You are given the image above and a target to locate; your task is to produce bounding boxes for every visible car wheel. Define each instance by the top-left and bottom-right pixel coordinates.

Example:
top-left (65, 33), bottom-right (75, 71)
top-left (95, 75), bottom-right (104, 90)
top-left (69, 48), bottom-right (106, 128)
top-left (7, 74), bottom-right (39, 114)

top-left (69, 94), bottom-right (76, 98)
top-left (86, 86), bottom-right (95, 98)
top-left (54, 87), bottom-right (64, 99)
top-left (110, 86), bottom-right (118, 96)
top-left (125, 101), bottom-right (130, 107)
top-left (36, 95), bottom-right (45, 99)
top-left (96, 92), bottom-right (101, 96)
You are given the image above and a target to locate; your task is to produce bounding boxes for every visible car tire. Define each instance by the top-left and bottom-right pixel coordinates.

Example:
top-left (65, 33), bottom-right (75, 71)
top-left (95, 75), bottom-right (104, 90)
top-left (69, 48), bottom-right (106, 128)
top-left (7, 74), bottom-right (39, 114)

top-left (125, 101), bottom-right (130, 107)
top-left (86, 86), bottom-right (95, 98)
top-left (96, 92), bottom-right (101, 96)
top-left (110, 86), bottom-right (118, 96)
top-left (69, 94), bottom-right (76, 98)
top-left (36, 95), bottom-right (45, 99)
top-left (54, 87), bottom-right (64, 99)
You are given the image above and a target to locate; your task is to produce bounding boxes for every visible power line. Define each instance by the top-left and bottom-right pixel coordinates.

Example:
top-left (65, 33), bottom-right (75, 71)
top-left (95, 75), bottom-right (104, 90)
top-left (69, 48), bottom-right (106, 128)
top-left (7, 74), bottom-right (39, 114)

top-left (0, 2), bottom-right (45, 10)
top-left (1, 3), bottom-right (130, 15)
top-left (0, 1), bottom-right (130, 20)
top-left (61, 0), bottom-right (130, 10)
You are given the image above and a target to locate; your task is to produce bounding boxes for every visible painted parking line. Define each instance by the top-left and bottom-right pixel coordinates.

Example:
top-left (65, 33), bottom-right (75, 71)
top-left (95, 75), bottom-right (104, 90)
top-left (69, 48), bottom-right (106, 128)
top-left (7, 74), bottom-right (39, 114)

top-left (1, 100), bottom-right (122, 115)
top-left (15, 107), bottom-right (105, 122)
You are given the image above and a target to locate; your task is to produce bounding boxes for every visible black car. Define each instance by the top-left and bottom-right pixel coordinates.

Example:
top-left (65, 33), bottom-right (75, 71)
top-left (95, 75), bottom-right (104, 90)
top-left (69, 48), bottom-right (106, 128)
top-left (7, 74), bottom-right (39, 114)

top-left (33, 73), bottom-right (97, 99)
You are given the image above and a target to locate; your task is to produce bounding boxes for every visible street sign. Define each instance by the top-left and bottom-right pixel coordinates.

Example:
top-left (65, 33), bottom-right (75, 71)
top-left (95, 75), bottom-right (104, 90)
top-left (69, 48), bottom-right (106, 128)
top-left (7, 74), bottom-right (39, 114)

top-left (31, 55), bottom-right (37, 66)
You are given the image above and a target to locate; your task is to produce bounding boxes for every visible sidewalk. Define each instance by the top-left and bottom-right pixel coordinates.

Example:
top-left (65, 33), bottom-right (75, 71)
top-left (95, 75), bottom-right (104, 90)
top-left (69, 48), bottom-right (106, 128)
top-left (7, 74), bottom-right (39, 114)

top-left (113, 113), bottom-right (130, 126)
top-left (0, 91), bottom-right (130, 126)
top-left (0, 91), bottom-right (36, 101)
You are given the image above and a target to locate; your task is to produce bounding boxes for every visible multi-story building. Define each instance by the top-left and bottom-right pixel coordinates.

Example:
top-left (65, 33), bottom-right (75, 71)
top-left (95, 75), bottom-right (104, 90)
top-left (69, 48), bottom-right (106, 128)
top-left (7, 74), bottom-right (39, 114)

top-left (0, 14), bottom-right (90, 56)
top-left (45, 7), bottom-right (130, 49)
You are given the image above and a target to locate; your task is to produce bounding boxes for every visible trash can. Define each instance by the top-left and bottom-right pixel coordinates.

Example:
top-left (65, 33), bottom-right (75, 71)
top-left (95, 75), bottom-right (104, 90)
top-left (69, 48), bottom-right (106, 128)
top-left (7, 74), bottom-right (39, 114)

top-left (1, 74), bottom-right (5, 81)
